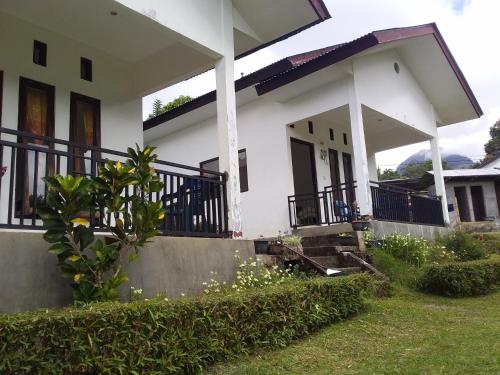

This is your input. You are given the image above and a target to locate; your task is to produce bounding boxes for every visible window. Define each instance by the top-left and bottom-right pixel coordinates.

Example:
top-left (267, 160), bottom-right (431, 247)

top-left (80, 57), bottom-right (93, 81)
top-left (343, 132), bottom-right (348, 145)
top-left (200, 149), bottom-right (248, 192)
top-left (308, 121), bottom-right (314, 134)
top-left (33, 41), bottom-right (47, 66)
top-left (70, 92), bottom-right (101, 175)
top-left (16, 77), bottom-right (55, 216)
top-left (329, 128), bottom-right (334, 141)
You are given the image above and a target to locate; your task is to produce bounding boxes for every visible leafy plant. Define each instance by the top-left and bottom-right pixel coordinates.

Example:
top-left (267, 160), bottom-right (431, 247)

top-left (418, 256), bottom-right (500, 297)
top-left (438, 231), bottom-right (489, 261)
top-left (282, 235), bottom-right (302, 247)
top-left (203, 251), bottom-right (293, 295)
top-left (380, 233), bottom-right (434, 266)
top-left (39, 145), bottom-right (164, 303)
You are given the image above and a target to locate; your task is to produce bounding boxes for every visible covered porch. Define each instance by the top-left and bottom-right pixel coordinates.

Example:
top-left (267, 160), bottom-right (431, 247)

top-left (286, 103), bottom-right (447, 229)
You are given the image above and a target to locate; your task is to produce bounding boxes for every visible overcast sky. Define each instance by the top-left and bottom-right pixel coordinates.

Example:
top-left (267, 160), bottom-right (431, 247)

top-left (143, 0), bottom-right (500, 170)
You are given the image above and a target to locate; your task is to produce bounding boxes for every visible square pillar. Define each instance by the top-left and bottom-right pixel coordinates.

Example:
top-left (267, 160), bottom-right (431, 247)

top-left (215, 0), bottom-right (242, 237)
top-left (348, 79), bottom-right (372, 217)
top-left (429, 136), bottom-right (450, 225)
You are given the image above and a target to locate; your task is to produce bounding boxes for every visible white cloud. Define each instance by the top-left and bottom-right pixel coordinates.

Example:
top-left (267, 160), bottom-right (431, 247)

top-left (143, 0), bottom-right (500, 170)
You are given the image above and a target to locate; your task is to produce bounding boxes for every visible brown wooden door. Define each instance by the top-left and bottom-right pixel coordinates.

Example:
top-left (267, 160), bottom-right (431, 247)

top-left (342, 152), bottom-right (356, 206)
top-left (69, 92), bottom-right (100, 177)
top-left (16, 77), bottom-right (55, 216)
top-left (291, 138), bottom-right (319, 225)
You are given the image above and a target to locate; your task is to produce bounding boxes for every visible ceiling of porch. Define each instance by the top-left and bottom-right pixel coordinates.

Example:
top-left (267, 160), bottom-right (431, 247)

top-left (300, 104), bottom-right (431, 154)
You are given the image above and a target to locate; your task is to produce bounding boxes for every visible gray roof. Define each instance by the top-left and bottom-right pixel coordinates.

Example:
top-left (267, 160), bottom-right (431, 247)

top-left (427, 168), bottom-right (500, 178)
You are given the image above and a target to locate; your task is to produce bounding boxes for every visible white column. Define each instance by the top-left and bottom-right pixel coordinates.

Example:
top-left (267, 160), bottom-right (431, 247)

top-left (215, 0), bottom-right (242, 237)
top-left (348, 79), bottom-right (372, 217)
top-left (429, 136), bottom-right (450, 224)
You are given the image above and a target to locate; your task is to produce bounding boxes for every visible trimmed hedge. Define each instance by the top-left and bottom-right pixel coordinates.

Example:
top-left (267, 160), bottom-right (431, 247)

top-left (418, 256), bottom-right (500, 297)
top-left (0, 274), bottom-right (376, 374)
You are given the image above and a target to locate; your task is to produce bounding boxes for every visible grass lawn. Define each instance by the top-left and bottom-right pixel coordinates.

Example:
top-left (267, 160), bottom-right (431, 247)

top-left (207, 288), bottom-right (500, 374)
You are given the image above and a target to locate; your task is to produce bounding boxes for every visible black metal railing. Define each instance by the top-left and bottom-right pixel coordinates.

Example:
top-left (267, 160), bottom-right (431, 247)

top-left (371, 181), bottom-right (444, 226)
top-left (0, 127), bottom-right (229, 237)
top-left (288, 182), bottom-right (359, 229)
top-left (288, 180), bottom-right (445, 229)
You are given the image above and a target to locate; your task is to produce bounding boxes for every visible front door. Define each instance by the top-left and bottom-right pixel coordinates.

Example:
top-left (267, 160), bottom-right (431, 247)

top-left (69, 93), bottom-right (100, 177)
top-left (15, 77), bottom-right (55, 217)
top-left (290, 138), bottom-right (318, 225)
top-left (454, 186), bottom-right (471, 222)
top-left (470, 185), bottom-right (486, 221)
top-left (342, 152), bottom-right (356, 207)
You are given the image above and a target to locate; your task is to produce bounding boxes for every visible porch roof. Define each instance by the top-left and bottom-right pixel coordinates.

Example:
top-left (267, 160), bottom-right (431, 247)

top-left (0, 0), bottom-right (330, 97)
top-left (144, 23), bottom-right (482, 132)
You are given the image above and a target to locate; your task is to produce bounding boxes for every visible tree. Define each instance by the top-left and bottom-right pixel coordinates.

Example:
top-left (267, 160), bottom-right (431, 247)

top-left (378, 168), bottom-right (400, 181)
top-left (150, 99), bottom-right (163, 118)
top-left (483, 119), bottom-right (500, 159)
top-left (401, 160), bottom-right (449, 179)
top-left (148, 95), bottom-right (193, 119)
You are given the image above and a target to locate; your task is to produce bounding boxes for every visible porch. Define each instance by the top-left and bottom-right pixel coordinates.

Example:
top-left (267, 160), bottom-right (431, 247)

top-left (0, 127), bottom-right (229, 238)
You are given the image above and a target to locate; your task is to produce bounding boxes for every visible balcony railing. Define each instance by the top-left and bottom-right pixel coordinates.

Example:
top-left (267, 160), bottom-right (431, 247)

top-left (370, 181), bottom-right (444, 226)
top-left (0, 127), bottom-right (229, 238)
top-left (288, 180), bottom-right (445, 229)
top-left (288, 182), bottom-right (359, 228)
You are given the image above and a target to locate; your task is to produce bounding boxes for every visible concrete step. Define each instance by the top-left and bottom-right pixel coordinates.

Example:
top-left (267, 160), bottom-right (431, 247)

top-left (293, 223), bottom-right (353, 237)
top-left (301, 234), bottom-right (358, 247)
top-left (309, 255), bottom-right (340, 268)
top-left (334, 246), bottom-right (359, 253)
top-left (302, 245), bottom-right (338, 256)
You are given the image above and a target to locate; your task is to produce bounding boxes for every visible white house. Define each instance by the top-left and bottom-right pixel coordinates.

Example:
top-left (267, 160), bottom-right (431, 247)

top-left (479, 154), bottom-right (500, 169)
top-left (0, 0), bottom-right (330, 237)
top-left (144, 23), bottom-right (482, 239)
top-left (424, 169), bottom-right (500, 225)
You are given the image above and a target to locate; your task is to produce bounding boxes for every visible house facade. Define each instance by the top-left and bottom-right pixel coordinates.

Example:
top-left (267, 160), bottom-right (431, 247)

top-left (0, 0), bottom-right (330, 236)
top-left (144, 24), bottom-right (482, 239)
top-left (424, 169), bottom-right (500, 225)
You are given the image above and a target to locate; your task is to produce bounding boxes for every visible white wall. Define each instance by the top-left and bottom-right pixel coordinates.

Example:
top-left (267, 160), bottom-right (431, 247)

top-left (354, 49), bottom-right (437, 137)
top-left (0, 12), bottom-right (144, 223)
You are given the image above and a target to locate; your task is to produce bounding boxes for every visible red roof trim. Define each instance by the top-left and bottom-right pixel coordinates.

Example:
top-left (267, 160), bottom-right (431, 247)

top-left (308, 0), bottom-right (331, 20)
top-left (256, 23), bottom-right (482, 117)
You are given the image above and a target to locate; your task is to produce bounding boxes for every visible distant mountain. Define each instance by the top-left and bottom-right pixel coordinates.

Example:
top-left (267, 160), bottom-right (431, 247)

top-left (396, 150), bottom-right (474, 174)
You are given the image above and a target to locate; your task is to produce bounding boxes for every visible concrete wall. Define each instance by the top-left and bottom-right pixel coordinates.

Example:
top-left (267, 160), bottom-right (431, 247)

top-left (0, 231), bottom-right (254, 313)
top-left (429, 180), bottom-right (499, 224)
top-left (369, 220), bottom-right (451, 241)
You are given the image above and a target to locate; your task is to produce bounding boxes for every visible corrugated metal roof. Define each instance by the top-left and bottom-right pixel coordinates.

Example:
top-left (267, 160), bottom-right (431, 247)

top-left (427, 168), bottom-right (500, 178)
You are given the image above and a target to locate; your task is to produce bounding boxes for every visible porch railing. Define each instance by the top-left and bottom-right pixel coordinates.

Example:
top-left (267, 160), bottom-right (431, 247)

top-left (288, 181), bottom-right (445, 229)
top-left (370, 181), bottom-right (444, 226)
top-left (0, 127), bottom-right (229, 237)
top-left (288, 182), bottom-right (359, 228)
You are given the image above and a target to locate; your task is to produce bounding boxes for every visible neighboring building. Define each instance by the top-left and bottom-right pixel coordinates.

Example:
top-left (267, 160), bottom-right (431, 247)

top-left (0, 0), bottom-right (330, 237)
top-left (144, 23), bottom-right (482, 239)
top-left (422, 169), bottom-right (500, 225)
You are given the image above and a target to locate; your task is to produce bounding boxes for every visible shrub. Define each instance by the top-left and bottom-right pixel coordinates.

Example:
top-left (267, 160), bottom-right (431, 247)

top-left (39, 145), bottom-right (164, 303)
top-left (439, 231), bottom-right (489, 261)
top-left (380, 233), bottom-right (434, 266)
top-left (472, 232), bottom-right (500, 255)
top-left (418, 256), bottom-right (500, 297)
top-left (0, 275), bottom-right (375, 374)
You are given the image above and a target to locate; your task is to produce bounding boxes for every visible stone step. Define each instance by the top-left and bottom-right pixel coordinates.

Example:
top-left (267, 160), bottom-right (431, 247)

top-left (301, 234), bottom-right (358, 247)
top-left (309, 255), bottom-right (341, 268)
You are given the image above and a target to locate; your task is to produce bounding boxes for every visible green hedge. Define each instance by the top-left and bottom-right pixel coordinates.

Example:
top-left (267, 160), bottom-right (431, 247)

top-left (418, 256), bottom-right (500, 297)
top-left (0, 274), bottom-right (376, 374)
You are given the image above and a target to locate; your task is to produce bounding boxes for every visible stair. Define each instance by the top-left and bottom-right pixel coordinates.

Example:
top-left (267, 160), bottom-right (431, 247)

top-left (309, 255), bottom-right (340, 268)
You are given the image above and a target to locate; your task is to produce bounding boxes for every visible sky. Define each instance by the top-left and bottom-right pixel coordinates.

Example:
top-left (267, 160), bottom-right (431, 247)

top-left (143, 0), bottom-right (500, 171)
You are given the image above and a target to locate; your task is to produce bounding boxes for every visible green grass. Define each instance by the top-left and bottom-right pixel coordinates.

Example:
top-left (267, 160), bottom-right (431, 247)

top-left (207, 288), bottom-right (500, 375)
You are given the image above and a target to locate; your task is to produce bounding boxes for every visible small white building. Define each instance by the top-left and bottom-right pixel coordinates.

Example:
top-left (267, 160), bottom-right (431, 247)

top-left (145, 23), bottom-right (482, 239)
top-left (424, 169), bottom-right (500, 225)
